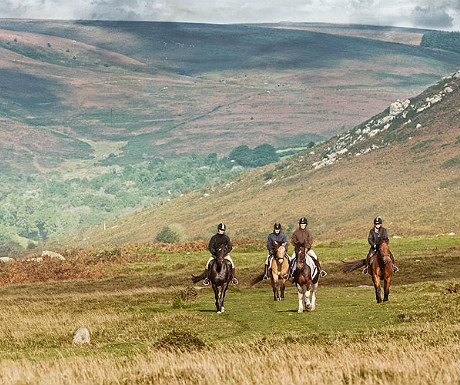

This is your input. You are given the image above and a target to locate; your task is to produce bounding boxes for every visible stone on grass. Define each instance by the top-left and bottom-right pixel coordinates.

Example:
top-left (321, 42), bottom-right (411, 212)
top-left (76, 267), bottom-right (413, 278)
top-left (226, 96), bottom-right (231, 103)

top-left (73, 328), bottom-right (90, 345)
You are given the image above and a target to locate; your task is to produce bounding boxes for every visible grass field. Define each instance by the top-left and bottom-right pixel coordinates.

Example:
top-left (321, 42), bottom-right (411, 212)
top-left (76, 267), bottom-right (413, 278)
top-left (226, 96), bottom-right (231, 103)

top-left (0, 235), bottom-right (458, 384)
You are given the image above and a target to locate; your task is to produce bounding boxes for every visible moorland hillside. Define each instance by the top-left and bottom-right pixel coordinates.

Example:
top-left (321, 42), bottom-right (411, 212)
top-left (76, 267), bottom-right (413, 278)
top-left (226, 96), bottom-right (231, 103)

top-left (1, 19), bottom-right (459, 172)
top-left (63, 70), bottom-right (460, 246)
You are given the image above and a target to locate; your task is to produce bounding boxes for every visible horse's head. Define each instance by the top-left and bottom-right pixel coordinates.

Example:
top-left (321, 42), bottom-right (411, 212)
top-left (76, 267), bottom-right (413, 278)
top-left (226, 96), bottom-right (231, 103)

top-left (273, 241), bottom-right (287, 261)
top-left (297, 246), bottom-right (308, 263)
top-left (378, 242), bottom-right (391, 265)
top-left (215, 246), bottom-right (227, 263)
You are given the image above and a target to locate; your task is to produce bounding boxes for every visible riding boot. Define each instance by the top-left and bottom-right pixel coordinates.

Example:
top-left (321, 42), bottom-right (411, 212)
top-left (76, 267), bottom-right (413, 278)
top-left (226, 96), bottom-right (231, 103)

top-left (362, 250), bottom-right (375, 274)
top-left (311, 256), bottom-right (327, 277)
top-left (262, 264), bottom-right (269, 280)
top-left (231, 267), bottom-right (238, 285)
top-left (390, 251), bottom-right (399, 272)
top-left (203, 268), bottom-right (210, 286)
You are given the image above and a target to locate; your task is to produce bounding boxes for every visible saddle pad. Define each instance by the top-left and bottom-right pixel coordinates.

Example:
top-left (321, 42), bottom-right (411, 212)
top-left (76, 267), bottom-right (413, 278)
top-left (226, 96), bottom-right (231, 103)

top-left (305, 255), bottom-right (318, 280)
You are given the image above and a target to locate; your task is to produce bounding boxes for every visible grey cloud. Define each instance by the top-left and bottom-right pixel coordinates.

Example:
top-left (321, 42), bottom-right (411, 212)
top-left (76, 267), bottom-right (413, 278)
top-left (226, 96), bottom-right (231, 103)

top-left (411, 6), bottom-right (454, 28)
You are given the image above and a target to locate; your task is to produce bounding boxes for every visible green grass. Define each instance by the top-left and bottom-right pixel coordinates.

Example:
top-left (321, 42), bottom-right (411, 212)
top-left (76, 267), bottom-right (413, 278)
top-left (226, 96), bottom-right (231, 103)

top-left (0, 235), bottom-right (458, 383)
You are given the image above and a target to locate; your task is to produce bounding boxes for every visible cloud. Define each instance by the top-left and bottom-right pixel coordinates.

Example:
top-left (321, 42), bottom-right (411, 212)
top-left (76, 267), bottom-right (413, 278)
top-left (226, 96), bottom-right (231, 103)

top-left (411, 6), bottom-right (454, 28)
top-left (0, 0), bottom-right (458, 30)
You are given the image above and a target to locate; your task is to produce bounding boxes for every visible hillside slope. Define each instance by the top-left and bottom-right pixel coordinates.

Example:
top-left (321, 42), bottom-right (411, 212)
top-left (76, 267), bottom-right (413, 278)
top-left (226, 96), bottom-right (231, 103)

top-left (1, 19), bottom-right (459, 173)
top-left (65, 71), bottom-right (460, 246)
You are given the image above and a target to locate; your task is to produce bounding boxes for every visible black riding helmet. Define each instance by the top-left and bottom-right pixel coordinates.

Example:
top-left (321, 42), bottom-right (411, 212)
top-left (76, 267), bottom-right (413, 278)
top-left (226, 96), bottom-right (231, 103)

top-left (274, 222), bottom-right (281, 230)
top-left (299, 217), bottom-right (308, 225)
top-left (374, 216), bottom-right (383, 225)
top-left (217, 223), bottom-right (226, 231)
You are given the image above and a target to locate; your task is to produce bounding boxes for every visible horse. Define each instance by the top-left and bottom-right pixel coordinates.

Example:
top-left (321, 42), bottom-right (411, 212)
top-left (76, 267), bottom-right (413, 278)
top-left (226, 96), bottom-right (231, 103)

top-left (292, 246), bottom-right (320, 313)
top-left (249, 241), bottom-right (289, 301)
top-left (192, 246), bottom-right (232, 313)
top-left (342, 241), bottom-right (393, 303)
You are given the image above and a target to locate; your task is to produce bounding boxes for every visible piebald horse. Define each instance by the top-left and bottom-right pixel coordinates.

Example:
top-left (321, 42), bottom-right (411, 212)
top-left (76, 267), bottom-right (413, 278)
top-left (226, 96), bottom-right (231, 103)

top-left (342, 241), bottom-right (393, 303)
top-left (292, 246), bottom-right (320, 312)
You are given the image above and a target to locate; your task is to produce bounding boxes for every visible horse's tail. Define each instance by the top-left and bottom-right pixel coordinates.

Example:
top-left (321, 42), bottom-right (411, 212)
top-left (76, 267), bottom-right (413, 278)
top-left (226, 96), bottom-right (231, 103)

top-left (249, 273), bottom-right (265, 287)
top-left (342, 259), bottom-right (366, 273)
top-left (191, 271), bottom-right (206, 283)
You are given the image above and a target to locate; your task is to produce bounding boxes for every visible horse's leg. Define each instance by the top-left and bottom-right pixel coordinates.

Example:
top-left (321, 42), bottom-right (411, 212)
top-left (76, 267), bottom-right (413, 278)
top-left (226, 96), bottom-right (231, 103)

top-left (304, 287), bottom-right (311, 311)
top-left (219, 282), bottom-right (230, 312)
top-left (280, 279), bottom-right (285, 300)
top-left (297, 284), bottom-right (304, 313)
top-left (310, 282), bottom-right (318, 311)
top-left (372, 273), bottom-right (382, 303)
top-left (212, 283), bottom-right (221, 312)
top-left (271, 275), bottom-right (279, 301)
top-left (383, 271), bottom-right (392, 302)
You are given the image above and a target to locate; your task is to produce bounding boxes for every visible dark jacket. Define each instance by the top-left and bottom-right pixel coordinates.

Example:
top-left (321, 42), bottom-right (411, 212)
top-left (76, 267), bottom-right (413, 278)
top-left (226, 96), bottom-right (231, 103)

top-left (291, 227), bottom-right (313, 254)
top-left (208, 233), bottom-right (232, 255)
top-left (368, 226), bottom-right (389, 248)
top-left (267, 232), bottom-right (288, 252)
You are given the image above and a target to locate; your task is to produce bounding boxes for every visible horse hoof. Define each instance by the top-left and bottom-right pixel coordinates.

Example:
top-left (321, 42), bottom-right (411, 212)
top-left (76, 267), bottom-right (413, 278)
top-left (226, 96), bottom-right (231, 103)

top-left (221, 306), bottom-right (225, 312)
top-left (217, 311), bottom-right (222, 314)
top-left (306, 305), bottom-right (312, 311)
top-left (298, 309), bottom-right (303, 313)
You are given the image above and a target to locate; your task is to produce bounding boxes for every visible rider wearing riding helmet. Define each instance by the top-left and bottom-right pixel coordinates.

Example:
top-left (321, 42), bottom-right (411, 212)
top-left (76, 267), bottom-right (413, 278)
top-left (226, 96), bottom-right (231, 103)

top-left (291, 217), bottom-right (327, 278)
top-left (203, 223), bottom-right (238, 286)
top-left (362, 216), bottom-right (399, 274)
top-left (263, 222), bottom-right (289, 280)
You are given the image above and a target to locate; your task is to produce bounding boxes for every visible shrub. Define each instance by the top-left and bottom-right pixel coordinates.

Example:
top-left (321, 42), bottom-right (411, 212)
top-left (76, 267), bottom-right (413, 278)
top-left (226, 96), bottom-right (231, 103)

top-left (155, 329), bottom-right (205, 351)
top-left (172, 286), bottom-right (198, 308)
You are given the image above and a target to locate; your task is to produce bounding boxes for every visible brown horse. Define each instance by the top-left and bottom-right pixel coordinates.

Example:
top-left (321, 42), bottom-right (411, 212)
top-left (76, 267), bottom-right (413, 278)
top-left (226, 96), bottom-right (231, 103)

top-left (292, 246), bottom-right (320, 312)
top-left (342, 241), bottom-right (393, 303)
top-left (249, 241), bottom-right (289, 301)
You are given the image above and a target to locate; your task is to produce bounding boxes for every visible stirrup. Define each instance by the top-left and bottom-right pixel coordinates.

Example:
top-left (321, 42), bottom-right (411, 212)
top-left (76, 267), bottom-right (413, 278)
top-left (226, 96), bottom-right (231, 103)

top-left (393, 265), bottom-right (399, 272)
top-left (231, 277), bottom-right (239, 285)
top-left (319, 270), bottom-right (327, 278)
top-left (203, 278), bottom-right (210, 286)
top-left (362, 267), bottom-right (368, 275)
top-left (262, 274), bottom-right (269, 281)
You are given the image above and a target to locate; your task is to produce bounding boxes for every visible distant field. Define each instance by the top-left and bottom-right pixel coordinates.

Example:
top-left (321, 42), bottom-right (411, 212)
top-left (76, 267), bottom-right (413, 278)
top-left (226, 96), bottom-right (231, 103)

top-left (0, 235), bottom-right (458, 384)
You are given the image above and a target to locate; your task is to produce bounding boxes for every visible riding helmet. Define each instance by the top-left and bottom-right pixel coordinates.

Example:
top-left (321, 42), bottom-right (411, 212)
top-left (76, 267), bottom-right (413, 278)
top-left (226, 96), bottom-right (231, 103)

top-left (374, 216), bottom-right (383, 225)
top-left (217, 223), bottom-right (226, 231)
top-left (299, 217), bottom-right (308, 225)
top-left (274, 222), bottom-right (281, 230)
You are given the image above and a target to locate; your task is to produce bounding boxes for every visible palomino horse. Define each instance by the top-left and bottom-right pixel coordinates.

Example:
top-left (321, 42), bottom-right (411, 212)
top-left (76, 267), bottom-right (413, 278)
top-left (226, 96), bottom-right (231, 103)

top-left (342, 241), bottom-right (393, 303)
top-left (249, 241), bottom-right (289, 301)
top-left (192, 247), bottom-right (232, 313)
top-left (292, 246), bottom-right (320, 313)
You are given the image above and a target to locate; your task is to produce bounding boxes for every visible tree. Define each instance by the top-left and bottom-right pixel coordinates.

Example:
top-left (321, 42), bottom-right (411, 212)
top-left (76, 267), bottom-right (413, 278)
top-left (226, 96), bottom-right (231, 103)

top-left (204, 153), bottom-right (218, 167)
top-left (156, 226), bottom-right (180, 243)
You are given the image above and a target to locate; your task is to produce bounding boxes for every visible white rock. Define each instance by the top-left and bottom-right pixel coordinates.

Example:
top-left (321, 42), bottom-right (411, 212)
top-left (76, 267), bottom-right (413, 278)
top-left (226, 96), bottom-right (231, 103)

top-left (42, 251), bottom-right (66, 261)
top-left (0, 257), bottom-right (14, 263)
top-left (73, 328), bottom-right (90, 345)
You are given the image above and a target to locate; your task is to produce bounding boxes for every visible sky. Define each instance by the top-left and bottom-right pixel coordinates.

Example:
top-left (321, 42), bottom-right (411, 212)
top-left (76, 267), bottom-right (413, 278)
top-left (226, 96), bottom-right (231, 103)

top-left (0, 0), bottom-right (459, 31)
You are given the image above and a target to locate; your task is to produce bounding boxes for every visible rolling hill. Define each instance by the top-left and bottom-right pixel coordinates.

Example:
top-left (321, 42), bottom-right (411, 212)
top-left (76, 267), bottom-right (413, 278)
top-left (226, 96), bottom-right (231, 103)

top-left (1, 19), bottom-right (459, 173)
top-left (62, 70), bottom-right (460, 246)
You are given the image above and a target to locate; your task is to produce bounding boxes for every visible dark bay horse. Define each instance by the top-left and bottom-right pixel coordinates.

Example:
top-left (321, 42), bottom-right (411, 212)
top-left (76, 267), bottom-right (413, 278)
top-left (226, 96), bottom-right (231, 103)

top-left (292, 246), bottom-right (320, 312)
top-left (249, 241), bottom-right (289, 301)
top-left (342, 241), bottom-right (393, 303)
top-left (192, 247), bottom-right (232, 313)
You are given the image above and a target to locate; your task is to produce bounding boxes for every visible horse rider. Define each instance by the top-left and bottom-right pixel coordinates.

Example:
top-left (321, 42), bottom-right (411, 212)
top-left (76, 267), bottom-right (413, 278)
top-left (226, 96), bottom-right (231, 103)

top-left (362, 216), bottom-right (399, 274)
top-left (203, 223), bottom-right (238, 286)
top-left (263, 222), bottom-right (289, 280)
top-left (290, 217), bottom-right (327, 278)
